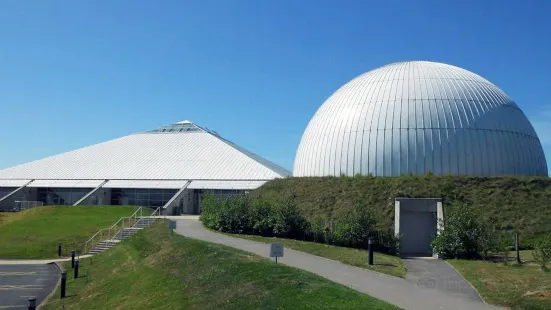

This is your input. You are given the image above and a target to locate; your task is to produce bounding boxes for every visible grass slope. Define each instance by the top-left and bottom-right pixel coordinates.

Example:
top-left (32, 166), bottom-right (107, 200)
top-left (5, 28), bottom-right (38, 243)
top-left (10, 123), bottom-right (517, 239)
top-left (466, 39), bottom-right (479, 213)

top-left (0, 206), bottom-right (139, 259)
top-left (449, 252), bottom-right (551, 310)
top-left (226, 232), bottom-right (406, 278)
top-left (43, 222), bottom-right (399, 310)
top-left (253, 176), bottom-right (551, 243)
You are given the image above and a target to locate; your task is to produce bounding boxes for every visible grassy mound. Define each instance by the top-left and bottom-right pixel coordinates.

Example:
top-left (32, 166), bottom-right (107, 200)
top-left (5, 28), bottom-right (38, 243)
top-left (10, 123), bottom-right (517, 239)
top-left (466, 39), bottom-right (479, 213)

top-left (450, 251), bottom-right (551, 310)
top-left (43, 222), bottom-right (398, 310)
top-left (0, 206), bottom-right (139, 259)
top-left (252, 176), bottom-right (551, 244)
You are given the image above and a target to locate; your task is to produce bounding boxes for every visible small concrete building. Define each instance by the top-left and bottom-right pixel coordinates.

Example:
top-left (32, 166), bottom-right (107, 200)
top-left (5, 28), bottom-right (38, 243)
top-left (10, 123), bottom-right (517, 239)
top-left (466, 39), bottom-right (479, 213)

top-left (0, 120), bottom-right (290, 214)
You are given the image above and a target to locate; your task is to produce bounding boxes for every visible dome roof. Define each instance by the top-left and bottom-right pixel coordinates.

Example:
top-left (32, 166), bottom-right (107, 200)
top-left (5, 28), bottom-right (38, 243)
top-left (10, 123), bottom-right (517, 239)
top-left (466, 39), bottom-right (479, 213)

top-left (294, 61), bottom-right (548, 177)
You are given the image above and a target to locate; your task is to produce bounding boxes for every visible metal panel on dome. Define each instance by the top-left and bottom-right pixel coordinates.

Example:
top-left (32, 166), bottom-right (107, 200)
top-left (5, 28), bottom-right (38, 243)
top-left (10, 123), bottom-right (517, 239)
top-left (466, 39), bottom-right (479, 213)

top-left (294, 61), bottom-right (548, 177)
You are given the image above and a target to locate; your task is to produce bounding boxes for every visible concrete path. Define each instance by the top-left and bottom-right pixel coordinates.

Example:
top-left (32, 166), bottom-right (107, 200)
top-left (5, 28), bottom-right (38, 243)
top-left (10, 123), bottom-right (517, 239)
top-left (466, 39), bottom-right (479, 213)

top-left (403, 257), bottom-right (482, 302)
top-left (0, 255), bottom-right (92, 265)
top-left (175, 219), bottom-right (501, 310)
top-left (0, 264), bottom-right (59, 309)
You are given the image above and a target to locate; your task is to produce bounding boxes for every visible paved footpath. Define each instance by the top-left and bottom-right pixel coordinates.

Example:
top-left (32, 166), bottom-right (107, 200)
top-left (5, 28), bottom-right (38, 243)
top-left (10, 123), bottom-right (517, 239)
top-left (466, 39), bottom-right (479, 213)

top-left (403, 257), bottom-right (482, 302)
top-left (175, 219), bottom-right (502, 310)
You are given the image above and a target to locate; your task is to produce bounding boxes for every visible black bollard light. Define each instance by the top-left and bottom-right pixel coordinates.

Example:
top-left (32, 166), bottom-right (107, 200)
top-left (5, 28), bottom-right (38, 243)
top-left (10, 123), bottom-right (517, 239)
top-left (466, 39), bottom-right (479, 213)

top-left (368, 237), bottom-right (376, 266)
top-left (58, 242), bottom-right (62, 257)
top-left (28, 297), bottom-right (36, 310)
top-left (60, 272), bottom-right (67, 299)
top-left (74, 260), bottom-right (79, 279)
top-left (71, 250), bottom-right (76, 268)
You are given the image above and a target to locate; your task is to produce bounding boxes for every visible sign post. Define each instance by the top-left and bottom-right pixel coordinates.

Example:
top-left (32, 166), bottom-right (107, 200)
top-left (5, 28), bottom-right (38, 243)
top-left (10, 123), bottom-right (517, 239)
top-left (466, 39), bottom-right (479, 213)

top-left (270, 242), bottom-right (284, 263)
top-left (168, 220), bottom-right (176, 235)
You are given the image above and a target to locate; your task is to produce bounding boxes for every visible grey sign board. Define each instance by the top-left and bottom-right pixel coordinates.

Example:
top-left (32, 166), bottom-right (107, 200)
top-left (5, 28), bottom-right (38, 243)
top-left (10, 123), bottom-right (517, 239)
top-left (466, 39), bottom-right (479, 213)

top-left (270, 242), bottom-right (284, 258)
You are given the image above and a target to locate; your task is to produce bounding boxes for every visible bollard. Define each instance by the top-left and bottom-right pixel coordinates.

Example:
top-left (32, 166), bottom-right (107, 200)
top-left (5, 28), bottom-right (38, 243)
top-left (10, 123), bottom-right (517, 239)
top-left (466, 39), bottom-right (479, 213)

top-left (74, 260), bottom-right (79, 279)
top-left (515, 231), bottom-right (521, 264)
top-left (368, 237), bottom-right (376, 266)
top-left (28, 297), bottom-right (36, 310)
top-left (60, 272), bottom-right (67, 299)
top-left (71, 250), bottom-right (76, 268)
top-left (58, 242), bottom-right (62, 257)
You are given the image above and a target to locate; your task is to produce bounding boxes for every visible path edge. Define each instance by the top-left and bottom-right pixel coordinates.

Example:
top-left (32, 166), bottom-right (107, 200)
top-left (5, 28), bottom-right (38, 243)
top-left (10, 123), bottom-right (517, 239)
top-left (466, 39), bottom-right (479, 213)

top-left (38, 262), bottom-right (62, 309)
top-left (444, 260), bottom-right (488, 304)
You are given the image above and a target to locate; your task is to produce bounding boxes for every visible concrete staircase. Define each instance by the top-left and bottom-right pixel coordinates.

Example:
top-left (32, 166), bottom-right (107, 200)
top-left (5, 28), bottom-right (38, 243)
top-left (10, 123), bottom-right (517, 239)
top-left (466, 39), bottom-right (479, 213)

top-left (88, 217), bottom-right (159, 255)
top-left (134, 217), bottom-right (157, 228)
top-left (89, 240), bottom-right (120, 255)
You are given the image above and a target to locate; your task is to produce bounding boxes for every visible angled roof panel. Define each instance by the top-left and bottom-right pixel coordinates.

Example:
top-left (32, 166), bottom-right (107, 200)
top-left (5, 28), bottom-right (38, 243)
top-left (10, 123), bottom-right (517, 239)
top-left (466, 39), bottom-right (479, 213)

top-left (188, 180), bottom-right (266, 190)
top-left (0, 179), bottom-right (31, 187)
top-left (28, 180), bottom-right (103, 188)
top-left (103, 180), bottom-right (189, 189)
top-left (0, 121), bottom-right (290, 182)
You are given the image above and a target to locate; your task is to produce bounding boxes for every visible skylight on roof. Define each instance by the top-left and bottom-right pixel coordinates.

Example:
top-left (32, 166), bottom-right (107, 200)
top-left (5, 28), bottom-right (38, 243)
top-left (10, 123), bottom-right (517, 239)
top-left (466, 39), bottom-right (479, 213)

top-left (147, 121), bottom-right (204, 133)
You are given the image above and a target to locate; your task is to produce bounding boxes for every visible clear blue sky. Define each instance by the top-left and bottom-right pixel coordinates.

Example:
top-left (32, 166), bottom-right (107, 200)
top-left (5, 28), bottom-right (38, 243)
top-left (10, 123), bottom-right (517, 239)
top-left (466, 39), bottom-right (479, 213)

top-left (0, 0), bottom-right (550, 173)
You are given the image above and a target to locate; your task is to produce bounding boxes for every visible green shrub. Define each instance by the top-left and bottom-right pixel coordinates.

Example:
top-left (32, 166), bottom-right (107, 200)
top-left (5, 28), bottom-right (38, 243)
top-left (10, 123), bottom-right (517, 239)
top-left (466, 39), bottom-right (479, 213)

top-left (271, 197), bottom-right (306, 238)
top-left (199, 194), bottom-right (400, 255)
top-left (217, 196), bottom-right (251, 233)
top-left (199, 195), bottom-right (221, 230)
top-left (249, 198), bottom-right (275, 236)
top-left (533, 235), bottom-right (551, 268)
top-left (432, 205), bottom-right (498, 259)
top-left (333, 202), bottom-right (376, 248)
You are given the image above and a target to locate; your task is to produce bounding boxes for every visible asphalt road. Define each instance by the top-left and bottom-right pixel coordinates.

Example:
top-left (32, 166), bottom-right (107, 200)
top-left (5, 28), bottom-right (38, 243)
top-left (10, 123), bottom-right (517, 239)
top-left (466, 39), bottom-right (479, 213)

top-left (0, 264), bottom-right (59, 309)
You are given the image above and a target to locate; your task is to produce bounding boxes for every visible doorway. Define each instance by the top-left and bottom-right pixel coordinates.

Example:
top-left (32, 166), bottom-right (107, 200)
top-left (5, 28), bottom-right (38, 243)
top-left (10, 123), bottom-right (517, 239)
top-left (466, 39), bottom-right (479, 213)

top-left (394, 198), bottom-right (443, 257)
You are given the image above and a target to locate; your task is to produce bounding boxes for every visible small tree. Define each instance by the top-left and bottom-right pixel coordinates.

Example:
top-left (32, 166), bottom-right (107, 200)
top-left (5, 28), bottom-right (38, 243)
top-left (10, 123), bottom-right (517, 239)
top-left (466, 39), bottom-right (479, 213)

top-left (533, 235), bottom-right (551, 269)
top-left (432, 205), bottom-right (498, 259)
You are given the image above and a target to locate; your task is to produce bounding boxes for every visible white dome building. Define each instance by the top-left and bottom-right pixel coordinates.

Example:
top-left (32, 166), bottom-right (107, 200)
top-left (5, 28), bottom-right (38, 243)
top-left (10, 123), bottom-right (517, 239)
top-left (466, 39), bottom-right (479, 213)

top-left (294, 61), bottom-right (548, 177)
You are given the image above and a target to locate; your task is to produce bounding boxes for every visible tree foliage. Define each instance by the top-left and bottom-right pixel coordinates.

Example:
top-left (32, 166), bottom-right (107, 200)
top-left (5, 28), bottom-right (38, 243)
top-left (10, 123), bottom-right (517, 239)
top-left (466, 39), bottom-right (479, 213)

top-left (432, 205), bottom-right (499, 259)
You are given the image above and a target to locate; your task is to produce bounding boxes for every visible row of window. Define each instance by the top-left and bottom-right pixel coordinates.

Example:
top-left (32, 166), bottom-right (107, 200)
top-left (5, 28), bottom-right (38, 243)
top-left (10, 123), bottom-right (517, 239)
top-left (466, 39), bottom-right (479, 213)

top-left (37, 188), bottom-right (91, 205)
top-left (111, 188), bottom-right (178, 207)
top-left (3, 187), bottom-right (246, 208)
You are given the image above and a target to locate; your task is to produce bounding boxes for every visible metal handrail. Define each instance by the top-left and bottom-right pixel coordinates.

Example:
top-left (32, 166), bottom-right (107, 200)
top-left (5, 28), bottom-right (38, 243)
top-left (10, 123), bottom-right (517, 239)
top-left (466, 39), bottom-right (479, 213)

top-left (84, 207), bottom-right (143, 254)
top-left (150, 207), bottom-right (161, 217)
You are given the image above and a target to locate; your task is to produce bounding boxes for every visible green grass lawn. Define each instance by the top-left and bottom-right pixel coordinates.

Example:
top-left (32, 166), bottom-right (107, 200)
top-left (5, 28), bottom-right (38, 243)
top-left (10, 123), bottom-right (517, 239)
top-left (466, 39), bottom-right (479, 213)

top-left (220, 232), bottom-right (406, 278)
top-left (449, 251), bottom-right (551, 310)
top-left (42, 221), bottom-right (399, 310)
top-left (0, 206), bottom-right (141, 259)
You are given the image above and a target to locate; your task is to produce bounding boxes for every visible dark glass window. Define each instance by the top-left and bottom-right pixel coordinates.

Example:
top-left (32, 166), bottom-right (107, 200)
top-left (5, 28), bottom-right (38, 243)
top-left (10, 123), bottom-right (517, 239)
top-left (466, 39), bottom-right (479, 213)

top-left (110, 188), bottom-right (178, 207)
top-left (36, 188), bottom-right (92, 205)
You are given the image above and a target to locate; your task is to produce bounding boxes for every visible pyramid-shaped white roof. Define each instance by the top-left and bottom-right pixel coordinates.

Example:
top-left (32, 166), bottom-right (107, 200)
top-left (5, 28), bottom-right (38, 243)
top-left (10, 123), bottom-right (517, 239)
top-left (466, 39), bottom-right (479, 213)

top-left (0, 121), bottom-right (290, 182)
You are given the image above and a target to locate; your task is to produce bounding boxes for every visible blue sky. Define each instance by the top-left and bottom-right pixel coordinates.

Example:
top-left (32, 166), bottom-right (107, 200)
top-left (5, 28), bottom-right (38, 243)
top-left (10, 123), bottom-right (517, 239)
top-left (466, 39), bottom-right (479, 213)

top-left (0, 0), bottom-right (550, 173)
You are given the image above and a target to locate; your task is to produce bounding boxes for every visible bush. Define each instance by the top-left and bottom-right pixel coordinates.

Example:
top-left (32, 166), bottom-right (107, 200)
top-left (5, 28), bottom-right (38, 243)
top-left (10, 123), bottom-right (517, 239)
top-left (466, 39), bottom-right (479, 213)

top-left (200, 194), bottom-right (310, 239)
top-left (271, 197), bottom-right (309, 238)
top-left (200, 194), bottom-right (400, 256)
top-left (249, 198), bottom-right (274, 236)
top-left (333, 202), bottom-right (376, 248)
top-left (432, 205), bottom-right (498, 259)
top-left (199, 195), bottom-right (221, 230)
top-left (533, 235), bottom-right (551, 268)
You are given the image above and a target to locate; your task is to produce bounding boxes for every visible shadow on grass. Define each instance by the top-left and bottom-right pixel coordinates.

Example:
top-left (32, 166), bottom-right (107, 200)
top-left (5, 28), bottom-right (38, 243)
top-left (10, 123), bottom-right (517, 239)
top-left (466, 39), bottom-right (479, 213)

top-left (374, 263), bottom-right (398, 267)
top-left (63, 294), bottom-right (78, 299)
top-left (541, 266), bottom-right (550, 273)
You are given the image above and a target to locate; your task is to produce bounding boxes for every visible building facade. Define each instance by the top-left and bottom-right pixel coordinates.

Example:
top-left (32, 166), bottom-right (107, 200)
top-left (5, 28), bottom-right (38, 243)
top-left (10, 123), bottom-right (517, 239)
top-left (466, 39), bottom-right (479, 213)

top-left (0, 121), bottom-right (290, 213)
